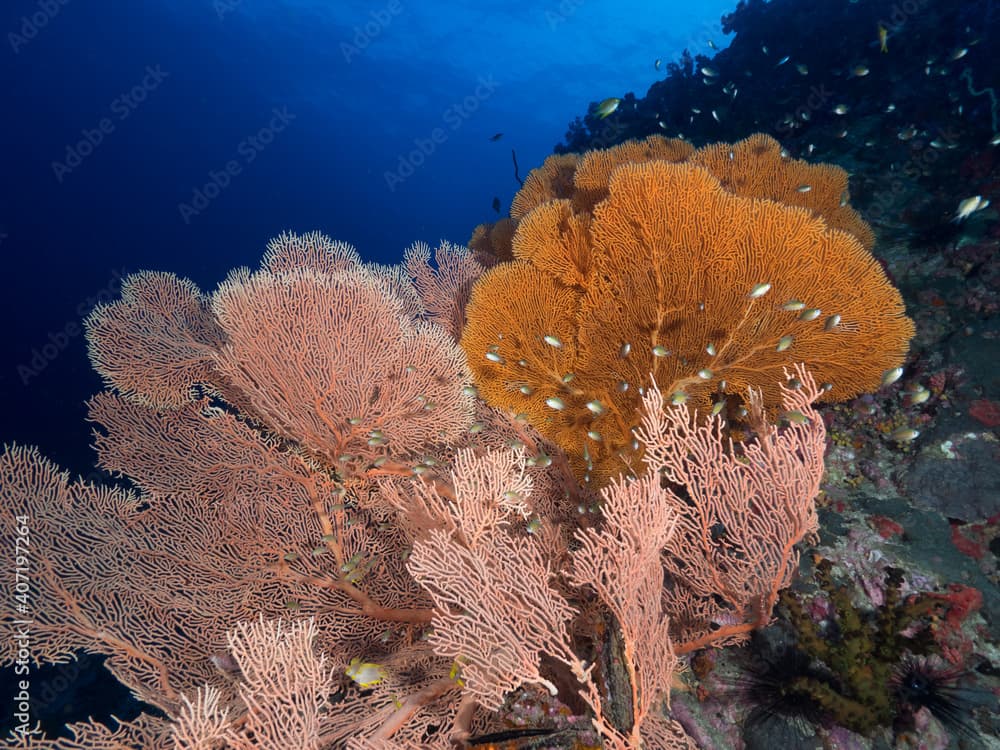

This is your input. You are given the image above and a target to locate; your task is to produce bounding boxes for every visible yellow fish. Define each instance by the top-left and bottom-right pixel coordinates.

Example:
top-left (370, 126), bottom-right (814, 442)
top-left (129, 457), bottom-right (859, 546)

top-left (595, 97), bottom-right (620, 119)
top-left (878, 24), bottom-right (888, 53)
top-left (346, 657), bottom-right (387, 688)
top-left (953, 195), bottom-right (989, 222)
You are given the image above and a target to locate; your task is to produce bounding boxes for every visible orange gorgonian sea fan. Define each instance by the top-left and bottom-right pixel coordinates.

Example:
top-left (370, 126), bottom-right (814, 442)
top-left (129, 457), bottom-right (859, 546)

top-left (461, 137), bottom-right (913, 486)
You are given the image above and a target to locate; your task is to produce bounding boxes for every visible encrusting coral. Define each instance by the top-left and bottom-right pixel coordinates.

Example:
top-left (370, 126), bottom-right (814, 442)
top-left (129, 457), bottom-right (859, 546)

top-left (461, 134), bottom-right (914, 486)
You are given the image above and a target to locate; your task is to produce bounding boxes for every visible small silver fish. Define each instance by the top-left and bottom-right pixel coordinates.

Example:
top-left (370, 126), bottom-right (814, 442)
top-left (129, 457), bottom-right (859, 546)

top-left (782, 299), bottom-right (806, 311)
top-left (953, 195), bottom-right (989, 222)
top-left (585, 400), bottom-right (606, 415)
top-left (595, 97), bottom-right (621, 119)
top-left (652, 345), bottom-right (670, 357)
top-left (824, 314), bottom-right (841, 330)
top-left (890, 426), bottom-right (920, 442)
top-left (545, 397), bottom-right (566, 410)
top-left (697, 368), bottom-right (713, 380)
top-left (701, 66), bottom-right (719, 77)
top-left (543, 334), bottom-right (562, 348)
top-left (881, 366), bottom-right (904, 386)
top-left (797, 184), bottom-right (813, 192)
top-left (798, 308), bottom-right (822, 321)
top-left (748, 282), bottom-right (772, 298)
top-left (833, 104), bottom-right (849, 115)
top-left (776, 335), bottom-right (794, 351)
top-left (781, 410), bottom-right (810, 424)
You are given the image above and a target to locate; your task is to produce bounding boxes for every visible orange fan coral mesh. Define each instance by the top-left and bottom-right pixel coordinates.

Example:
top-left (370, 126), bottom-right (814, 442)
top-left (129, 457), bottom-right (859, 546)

top-left (469, 216), bottom-right (517, 267)
top-left (582, 160), bottom-right (912, 408)
top-left (510, 152), bottom-right (581, 220)
top-left (512, 199), bottom-right (597, 289)
top-left (459, 261), bottom-right (581, 418)
top-left (572, 134), bottom-right (695, 212)
top-left (461, 151), bottom-right (914, 487)
top-left (470, 154), bottom-right (581, 268)
top-left (689, 133), bottom-right (876, 251)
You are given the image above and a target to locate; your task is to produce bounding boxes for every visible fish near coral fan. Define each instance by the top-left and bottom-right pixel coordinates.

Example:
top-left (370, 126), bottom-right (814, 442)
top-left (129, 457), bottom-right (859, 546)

top-left (688, 133), bottom-right (876, 252)
top-left (461, 138), bottom-right (914, 487)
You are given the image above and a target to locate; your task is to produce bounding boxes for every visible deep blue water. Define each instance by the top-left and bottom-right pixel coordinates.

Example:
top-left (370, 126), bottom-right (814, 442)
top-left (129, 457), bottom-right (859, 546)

top-left (0, 0), bottom-right (733, 476)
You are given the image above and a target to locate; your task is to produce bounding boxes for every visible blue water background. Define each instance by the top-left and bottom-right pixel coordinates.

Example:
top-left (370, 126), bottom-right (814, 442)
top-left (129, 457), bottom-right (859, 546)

top-left (0, 0), bottom-right (733, 475)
